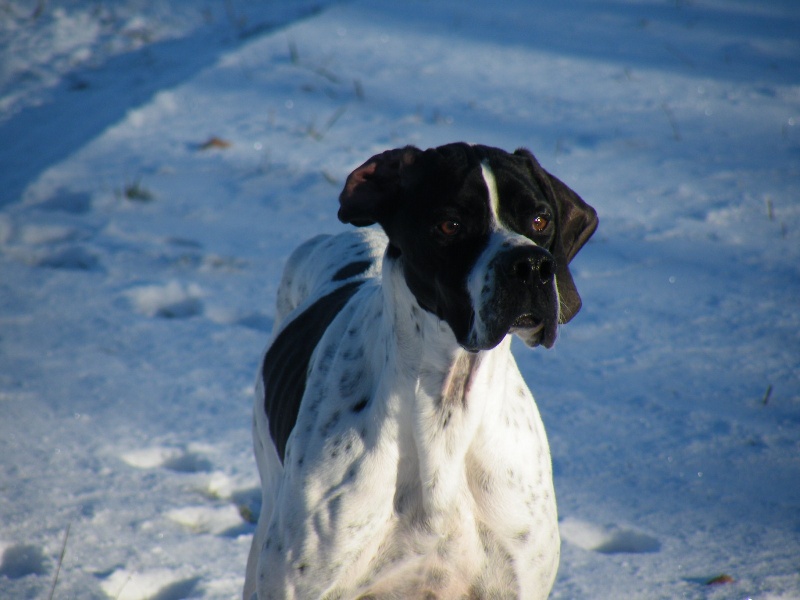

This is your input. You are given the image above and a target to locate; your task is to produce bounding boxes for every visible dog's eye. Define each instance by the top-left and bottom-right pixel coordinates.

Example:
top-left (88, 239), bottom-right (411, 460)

top-left (438, 220), bottom-right (461, 236)
top-left (532, 215), bottom-right (550, 233)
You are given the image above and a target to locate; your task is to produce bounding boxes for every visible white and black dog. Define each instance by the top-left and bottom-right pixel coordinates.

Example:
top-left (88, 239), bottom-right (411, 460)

top-left (244, 143), bottom-right (598, 600)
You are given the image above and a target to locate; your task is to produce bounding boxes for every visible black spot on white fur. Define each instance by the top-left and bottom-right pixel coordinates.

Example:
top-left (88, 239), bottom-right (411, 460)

top-left (332, 260), bottom-right (372, 282)
top-left (351, 397), bottom-right (369, 413)
top-left (338, 369), bottom-right (363, 398)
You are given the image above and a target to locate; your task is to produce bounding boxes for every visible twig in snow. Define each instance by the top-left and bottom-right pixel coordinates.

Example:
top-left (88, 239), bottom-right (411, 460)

top-left (122, 179), bottom-right (154, 202)
top-left (288, 40), bottom-right (300, 64)
top-left (354, 79), bottom-right (365, 101)
top-left (312, 66), bottom-right (341, 85)
top-left (48, 522), bottom-right (71, 600)
top-left (762, 384), bottom-right (773, 406)
top-left (706, 574), bottom-right (735, 585)
top-left (661, 102), bottom-right (681, 141)
top-left (286, 40), bottom-right (342, 84)
top-left (31, 0), bottom-right (47, 20)
top-left (307, 106), bottom-right (347, 141)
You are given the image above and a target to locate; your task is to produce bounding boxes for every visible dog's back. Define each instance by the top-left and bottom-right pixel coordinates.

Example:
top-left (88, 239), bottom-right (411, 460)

top-left (272, 230), bottom-right (386, 332)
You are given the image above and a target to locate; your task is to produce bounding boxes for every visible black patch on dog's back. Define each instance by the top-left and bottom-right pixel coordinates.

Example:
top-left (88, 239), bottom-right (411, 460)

top-left (332, 260), bottom-right (371, 282)
top-left (262, 281), bottom-right (363, 462)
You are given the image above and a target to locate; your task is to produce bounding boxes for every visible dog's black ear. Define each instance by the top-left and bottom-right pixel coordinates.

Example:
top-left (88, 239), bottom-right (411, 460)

top-left (338, 146), bottom-right (421, 227)
top-left (546, 171), bottom-right (599, 323)
top-left (514, 148), bottom-right (599, 323)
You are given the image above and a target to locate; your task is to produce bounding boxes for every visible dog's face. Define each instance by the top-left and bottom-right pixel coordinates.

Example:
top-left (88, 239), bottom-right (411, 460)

top-left (338, 143), bottom-right (598, 352)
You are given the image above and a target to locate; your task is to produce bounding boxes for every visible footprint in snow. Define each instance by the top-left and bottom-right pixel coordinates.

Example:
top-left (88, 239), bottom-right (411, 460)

top-left (99, 568), bottom-right (199, 600)
top-left (36, 190), bottom-right (93, 215)
top-left (121, 446), bottom-right (257, 537)
top-left (126, 281), bottom-right (204, 319)
top-left (204, 309), bottom-right (274, 332)
top-left (233, 312), bottom-right (274, 332)
top-left (121, 445), bottom-right (213, 473)
top-left (5, 222), bottom-right (102, 271)
top-left (35, 245), bottom-right (102, 271)
top-left (559, 517), bottom-right (660, 554)
top-left (0, 542), bottom-right (49, 579)
top-left (167, 504), bottom-right (250, 537)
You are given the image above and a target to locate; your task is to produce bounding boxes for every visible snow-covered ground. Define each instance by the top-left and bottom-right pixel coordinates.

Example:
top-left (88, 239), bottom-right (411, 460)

top-left (1, 0), bottom-right (798, 598)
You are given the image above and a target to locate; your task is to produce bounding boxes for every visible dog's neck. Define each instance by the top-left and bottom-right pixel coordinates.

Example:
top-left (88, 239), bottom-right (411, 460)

top-left (381, 251), bottom-right (486, 391)
top-left (379, 252), bottom-right (515, 527)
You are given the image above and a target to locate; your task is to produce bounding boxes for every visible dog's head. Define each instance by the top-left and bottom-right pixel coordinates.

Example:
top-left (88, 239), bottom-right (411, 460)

top-left (338, 143), bottom-right (598, 352)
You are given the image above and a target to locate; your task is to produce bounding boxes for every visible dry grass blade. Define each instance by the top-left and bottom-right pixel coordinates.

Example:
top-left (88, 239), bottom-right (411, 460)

top-left (48, 522), bottom-right (71, 600)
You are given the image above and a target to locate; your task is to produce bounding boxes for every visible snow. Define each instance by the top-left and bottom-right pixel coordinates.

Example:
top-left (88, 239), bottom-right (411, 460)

top-left (1, 0), bottom-right (798, 598)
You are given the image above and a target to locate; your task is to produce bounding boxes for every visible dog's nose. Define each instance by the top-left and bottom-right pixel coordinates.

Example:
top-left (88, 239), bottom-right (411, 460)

top-left (501, 247), bottom-right (555, 286)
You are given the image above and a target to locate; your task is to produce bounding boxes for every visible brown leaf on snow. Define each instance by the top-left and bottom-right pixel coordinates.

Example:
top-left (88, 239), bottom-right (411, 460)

top-left (198, 136), bottom-right (232, 150)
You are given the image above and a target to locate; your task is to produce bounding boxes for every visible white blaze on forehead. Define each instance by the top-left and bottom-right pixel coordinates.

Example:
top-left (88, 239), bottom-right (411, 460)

top-left (469, 160), bottom-right (556, 349)
top-left (480, 160), bottom-right (504, 229)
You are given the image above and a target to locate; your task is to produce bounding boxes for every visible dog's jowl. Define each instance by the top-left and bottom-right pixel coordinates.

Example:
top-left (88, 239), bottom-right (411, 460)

top-left (244, 143), bottom-right (598, 600)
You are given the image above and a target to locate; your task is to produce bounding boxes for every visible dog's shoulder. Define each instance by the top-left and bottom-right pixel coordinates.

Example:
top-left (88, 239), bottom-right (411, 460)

top-left (261, 281), bottom-right (363, 463)
top-left (273, 229), bottom-right (386, 330)
top-left (262, 229), bottom-right (387, 462)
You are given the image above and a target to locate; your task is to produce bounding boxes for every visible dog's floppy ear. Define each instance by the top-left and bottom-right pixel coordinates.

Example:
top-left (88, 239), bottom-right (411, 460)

top-left (338, 146), bottom-right (421, 227)
top-left (514, 148), bottom-right (599, 324)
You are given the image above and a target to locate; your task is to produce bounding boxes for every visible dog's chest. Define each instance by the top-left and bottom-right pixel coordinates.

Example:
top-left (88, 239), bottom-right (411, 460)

top-left (281, 307), bottom-right (559, 598)
top-left (352, 506), bottom-right (511, 598)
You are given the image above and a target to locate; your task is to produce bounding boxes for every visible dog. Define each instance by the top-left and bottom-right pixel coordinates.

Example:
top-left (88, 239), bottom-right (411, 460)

top-left (244, 143), bottom-right (598, 600)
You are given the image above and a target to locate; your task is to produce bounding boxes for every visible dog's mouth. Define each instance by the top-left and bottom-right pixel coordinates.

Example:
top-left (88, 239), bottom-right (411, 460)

top-left (510, 313), bottom-right (557, 349)
top-left (512, 313), bottom-right (540, 329)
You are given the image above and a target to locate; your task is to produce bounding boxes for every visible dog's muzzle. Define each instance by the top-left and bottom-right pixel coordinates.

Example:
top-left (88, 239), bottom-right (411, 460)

top-left (469, 243), bottom-right (559, 351)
